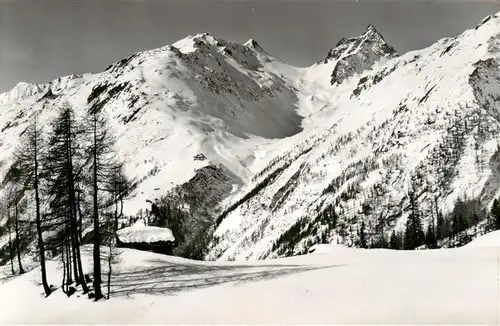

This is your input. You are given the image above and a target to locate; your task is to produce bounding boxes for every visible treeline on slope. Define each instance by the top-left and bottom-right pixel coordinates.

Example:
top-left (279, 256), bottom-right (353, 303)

top-left (271, 188), bottom-right (500, 256)
top-left (272, 204), bottom-right (338, 256)
top-left (0, 102), bottom-right (134, 301)
top-left (384, 191), bottom-right (500, 250)
top-left (0, 187), bottom-right (33, 273)
top-left (215, 163), bottom-right (289, 228)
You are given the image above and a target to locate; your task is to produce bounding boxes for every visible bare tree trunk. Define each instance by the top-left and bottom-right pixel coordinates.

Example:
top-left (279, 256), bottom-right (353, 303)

top-left (70, 225), bottom-right (78, 284)
top-left (61, 242), bottom-right (67, 294)
top-left (114, 194), bottom-right (118, 235)
top-left (32, 119), bottom-right (51, 296)
top-left (71, 207), bottom-right (89, 293)
top-left (120, 197), bottom-right (124, 221)
top-left (77, 190), bottom-right (83, 242)
top-left (35, 209), bottom-right (51, 296)
top-left (92, 117), bottom-right (103, 301)
top-left (36, 211), bottom-right (51, 296)
top-left (65, 228), bottom-right (72, 285)
top-left (113, 182), bottom-right (119, 242)
top-left (14, 204), bottom-right (25, 274)
top-left (8, 209), bottom-right (14, 275)
top-left (107, 238), bottom-right (112, 299)
top-left (68, 183), bottom-right (78, 283)
top-left (108, 191), bottom-right (119, 299)
top-left (66, 122), bottom-right (89, 294)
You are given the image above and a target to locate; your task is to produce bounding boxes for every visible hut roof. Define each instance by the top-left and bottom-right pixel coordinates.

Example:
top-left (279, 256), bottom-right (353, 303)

top-left (117, 220), bottom-right (175, 244)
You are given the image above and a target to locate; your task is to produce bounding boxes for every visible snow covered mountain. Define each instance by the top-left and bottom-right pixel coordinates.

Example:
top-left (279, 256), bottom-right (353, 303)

top-left (1, 11), bottom-right (500, 262)
top-left (208, 12), bottom-right (500, 260)
top-left (0, 33), bottom-right (303, 218)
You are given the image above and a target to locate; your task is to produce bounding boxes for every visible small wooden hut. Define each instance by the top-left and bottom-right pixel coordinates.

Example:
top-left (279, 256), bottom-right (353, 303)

top-left (116, 221), bottom-right (176, 255)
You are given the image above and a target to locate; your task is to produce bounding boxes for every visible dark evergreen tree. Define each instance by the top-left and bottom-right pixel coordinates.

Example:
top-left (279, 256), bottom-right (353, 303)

top-left (44, 104), bottom-right (89, 294)
top-left (425, 219), bottom-right (438, 249)
top-left (436, 213), bottom-right (444, 240)
top-left (389, 230), bottom-right (401, 250)
top-left (404, 191), bottom-right (425, 250)
top-left (490, 199), bottom-right (500, 230)
top-left (471, 212), bottom-right (480, 237)
top-left (450, 197), bottom-right (475, 236)
top-left (451, 214), bottom-right (464, 236)
top-left (83, 102), bottom-right (119, 301)
top-left (358, 221), bottom-right (368, 249)
top-left (14, 117), bottom-right (51, 296)
top-left (373, 213), bottom-right (388, 248)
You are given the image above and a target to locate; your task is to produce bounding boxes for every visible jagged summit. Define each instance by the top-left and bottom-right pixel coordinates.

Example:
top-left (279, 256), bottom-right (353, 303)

top-left (364, 24), bottom-right (385, 39)
top-left (244, 38), bottom-right (267, 53)
top-left (366, 24), bottom-right (377, 32)
top-left (171, 33), bottom-right (268, 56)
top-left (323, 24), bottom-right (398, 85)
top-left (244, 38), bottom-right (257, 46)
top-left (363, 24), bottom-right (393, 46)
top-left (326, 24), bottom-right (392, 62)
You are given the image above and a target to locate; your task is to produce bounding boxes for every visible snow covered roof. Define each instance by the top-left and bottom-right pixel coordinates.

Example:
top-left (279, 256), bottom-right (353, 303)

top-left (117, 221), bottom-right (175, 244)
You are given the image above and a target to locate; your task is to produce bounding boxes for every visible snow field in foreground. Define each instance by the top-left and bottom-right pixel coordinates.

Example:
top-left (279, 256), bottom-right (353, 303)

top-left (1, 231), bottom-right (500, 324)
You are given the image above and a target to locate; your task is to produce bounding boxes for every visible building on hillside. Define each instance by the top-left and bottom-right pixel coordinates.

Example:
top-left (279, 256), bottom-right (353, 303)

top-left (116, 221), bottom-right (176, 255)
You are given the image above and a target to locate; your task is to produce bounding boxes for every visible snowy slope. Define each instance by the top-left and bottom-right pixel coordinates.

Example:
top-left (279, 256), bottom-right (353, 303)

top-left (0, 241), bottom-right (499, 324)
top-left (466, 229), bottom-right (500, 247)
top-left (208, 12), bottom-right (500, 260)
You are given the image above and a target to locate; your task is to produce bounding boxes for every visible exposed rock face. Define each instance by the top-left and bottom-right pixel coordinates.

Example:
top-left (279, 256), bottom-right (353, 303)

top-left (324, 25), bottom-right (398, 86)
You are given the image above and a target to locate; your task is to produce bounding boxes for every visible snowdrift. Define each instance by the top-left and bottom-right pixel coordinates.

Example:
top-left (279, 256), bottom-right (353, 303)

top-left (466, 230), bottom-right (500, 248)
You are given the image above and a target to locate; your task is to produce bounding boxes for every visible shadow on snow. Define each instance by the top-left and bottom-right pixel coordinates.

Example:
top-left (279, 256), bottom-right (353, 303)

top-left (109, 258), bottom-right (342, 298)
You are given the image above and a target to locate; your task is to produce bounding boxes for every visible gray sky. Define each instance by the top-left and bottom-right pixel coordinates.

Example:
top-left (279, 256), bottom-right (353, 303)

top-left (1, 0), bottom-right (499, 93)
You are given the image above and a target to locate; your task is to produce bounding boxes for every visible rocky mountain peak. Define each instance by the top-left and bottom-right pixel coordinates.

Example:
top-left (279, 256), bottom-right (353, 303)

top-left (324, 24), bottom-right (398, 85)
top-left (244, 38), bottom-right (266, 53)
